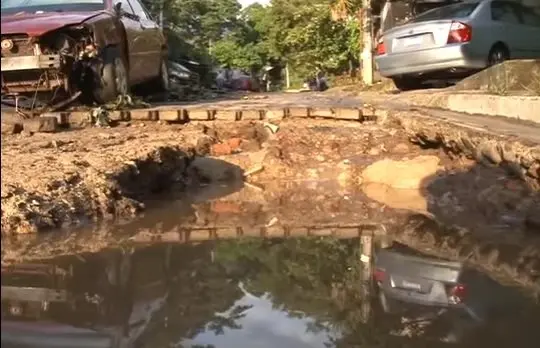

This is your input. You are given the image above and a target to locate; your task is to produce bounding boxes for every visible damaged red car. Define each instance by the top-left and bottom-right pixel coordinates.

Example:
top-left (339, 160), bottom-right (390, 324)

top-left (1, 0), bottom-right (169, 105)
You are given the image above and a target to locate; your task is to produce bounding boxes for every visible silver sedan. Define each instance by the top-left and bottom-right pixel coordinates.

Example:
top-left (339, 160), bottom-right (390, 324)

top-left (374, 0), bottom-right (540, 90)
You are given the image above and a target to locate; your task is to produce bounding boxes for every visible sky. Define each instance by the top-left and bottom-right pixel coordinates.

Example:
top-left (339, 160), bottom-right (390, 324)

top-left (180, 284), bottom-right (340, 348)
top-left (239, 0), bottom-right (270, 8)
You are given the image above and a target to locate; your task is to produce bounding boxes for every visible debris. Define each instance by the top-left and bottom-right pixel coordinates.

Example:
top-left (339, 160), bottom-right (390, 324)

top-left (266, 217), bottom-right (279, 227)
top-left (264, 122), bottom-right (280, 134)
top-left (89, 107), bottom-right (111, 128)
top-left (243, 164), bottom-right (265, 178)
top-left (244, 181), bottom-right (265, 192)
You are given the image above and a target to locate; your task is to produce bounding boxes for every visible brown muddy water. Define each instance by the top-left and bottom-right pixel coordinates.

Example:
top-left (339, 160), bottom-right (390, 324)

top-left (2, 181), bottom-right (540, 348)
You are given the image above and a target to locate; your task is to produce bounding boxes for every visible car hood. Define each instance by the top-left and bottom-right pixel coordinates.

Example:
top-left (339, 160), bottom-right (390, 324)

top-left (1, 11), bottom-right (103, 37)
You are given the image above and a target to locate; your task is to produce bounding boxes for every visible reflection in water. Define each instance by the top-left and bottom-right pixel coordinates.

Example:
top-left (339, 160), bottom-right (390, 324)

top-left (183, 283), bottom-right (339, 348)
top-left (2, 238), bottom-right (540, 348)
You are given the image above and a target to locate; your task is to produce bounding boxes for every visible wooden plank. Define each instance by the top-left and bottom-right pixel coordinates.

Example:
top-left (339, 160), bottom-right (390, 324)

top-left (264, 108), bottom-right (286, 120)
top-left (310, 108), bottom-right (335, 118)
top-left (187, 109), bottom-right (211, 121)
top-left (241, 109), bottom-right (263, 120)
top-left (289, 107), bottom-right (309, 118)
top-left (215, 109), bottom-right (239, 121)
top-left (335, 108), bottom-right (362, 120)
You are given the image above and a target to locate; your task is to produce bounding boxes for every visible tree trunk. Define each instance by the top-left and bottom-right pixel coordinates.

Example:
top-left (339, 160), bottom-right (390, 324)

top-left (360, 2), bottom-right (374, 85)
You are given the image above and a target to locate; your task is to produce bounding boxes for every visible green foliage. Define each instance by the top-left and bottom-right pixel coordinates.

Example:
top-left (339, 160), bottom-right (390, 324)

top-left (142, 0), bottom-right (362, 79)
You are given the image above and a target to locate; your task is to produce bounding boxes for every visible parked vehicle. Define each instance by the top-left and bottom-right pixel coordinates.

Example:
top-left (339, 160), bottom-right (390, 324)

top-left (375, 0), bottom-right (540, 90)
top-left (1, 0), bottom-right (168, 104)
top-left (373, 243), bottom-right (522, 343)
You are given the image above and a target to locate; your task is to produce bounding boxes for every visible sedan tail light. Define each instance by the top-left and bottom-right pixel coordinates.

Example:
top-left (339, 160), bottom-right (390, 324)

top-left (447, 283), bottom-right (467, 304)
top-left (375, 38), bottom-right (386, 55)
top-left (447, 21), bottom-right (472, 44)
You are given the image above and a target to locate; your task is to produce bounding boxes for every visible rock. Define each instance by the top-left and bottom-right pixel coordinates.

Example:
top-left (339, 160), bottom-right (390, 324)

top-left (478, 142), bottom-right (502, 164)
top-left (1, 122), bottom-right (23, 135)
top-left (195, 135), bottom-right (214, 156)
top-left (361, 182), bottom-right (428, 212)
top-left (188, 157), bottom-right (243, 182)
top-left (527, 163), bottom-right (540, 179)
top-left (227, 138), bottom-right (242, 153)
top-left (361, 155), bottom-right (442, 189)
top-left (211, 142), bottom-right (232, 156)
top-left (23, 116), bottom-right (58, 133)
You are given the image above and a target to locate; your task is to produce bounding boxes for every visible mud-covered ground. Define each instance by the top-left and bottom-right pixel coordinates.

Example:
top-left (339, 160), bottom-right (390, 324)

top-left (2, 92), bottom-right (540, 291)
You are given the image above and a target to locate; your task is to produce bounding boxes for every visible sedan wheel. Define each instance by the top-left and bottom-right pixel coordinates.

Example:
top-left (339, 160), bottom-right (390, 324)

top-left (488, 47), bottom-right (509, 66)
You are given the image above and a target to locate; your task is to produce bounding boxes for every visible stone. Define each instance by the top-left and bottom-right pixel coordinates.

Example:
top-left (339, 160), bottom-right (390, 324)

top-left (335, 108), bottom-right (361, 120)
top-left (188, 157), bottom-right (243, 182)
top-left (211, 142), bottom-right (232, 156)
top-left (478, 142), bottom-right (502, 164)
top-left (23, 116), bottom-right (58, 133)
top-left (227, 138), bottom-right (242, 152)
top-left (527, 163), bottom-right (540, 178)
top-left (361, 182), bottom-right (428, 212)
top-left (361, 155), bottom-right (442, 189)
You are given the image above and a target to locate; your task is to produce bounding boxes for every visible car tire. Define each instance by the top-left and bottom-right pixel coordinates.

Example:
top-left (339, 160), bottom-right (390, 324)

top-left (488, 44), bottom-right (509, 66)
top-left (392, 76), bottom-right (424, 91)
top-left (142, 56), bottom-right (170, 101)
top-left (93, 45), bottom-right (129, 104)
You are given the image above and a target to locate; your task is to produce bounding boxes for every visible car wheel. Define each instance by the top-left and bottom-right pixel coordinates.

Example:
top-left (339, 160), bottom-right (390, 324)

top-left (392, 76), bottom-right (424, 91)
top-left (488, 45), bottom-right (509, 66)
top-left (93, 46), bottom-right (129, 104)
top-left (147, 57), bottom-right (170, 101)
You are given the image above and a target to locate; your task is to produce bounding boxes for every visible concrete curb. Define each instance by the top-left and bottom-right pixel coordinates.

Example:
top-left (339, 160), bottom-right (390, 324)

top-left (407, 93), bottom-right (540, 123)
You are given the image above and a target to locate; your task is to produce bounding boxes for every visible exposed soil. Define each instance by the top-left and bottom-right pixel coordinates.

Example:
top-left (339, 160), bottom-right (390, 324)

top-left (2, 96), bottom-right (540, 291)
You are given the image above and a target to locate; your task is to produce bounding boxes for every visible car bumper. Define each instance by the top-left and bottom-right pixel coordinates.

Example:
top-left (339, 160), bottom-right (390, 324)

top-left (375, 44), bottom-right (486, 77)
top-left (1, 54), bottom-right (61, 72)
top-left (1, 55), bottom-right (64, 93)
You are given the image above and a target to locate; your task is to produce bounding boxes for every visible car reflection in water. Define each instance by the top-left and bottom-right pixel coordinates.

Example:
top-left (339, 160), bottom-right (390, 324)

top-left (2, 238), bottom-right (539, 348)
top-left (372, 242), bottom-right (528, 345)
top-left (1, 245), bottom-right (172, 348)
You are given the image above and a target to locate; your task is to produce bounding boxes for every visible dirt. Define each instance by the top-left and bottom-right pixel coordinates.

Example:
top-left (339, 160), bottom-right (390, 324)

top-left (2, 94), bottom-right (540, 292)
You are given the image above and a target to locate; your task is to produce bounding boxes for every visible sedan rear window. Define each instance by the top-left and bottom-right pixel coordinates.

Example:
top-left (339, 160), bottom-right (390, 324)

top-left (410, 2), bottom-right (480, 23)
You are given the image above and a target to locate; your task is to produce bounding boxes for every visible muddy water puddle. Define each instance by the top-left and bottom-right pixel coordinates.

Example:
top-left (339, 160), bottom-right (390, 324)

top-left (2, 237), bottom-right (540, 348)
top-left (2, 181), bottom-right (540, 348)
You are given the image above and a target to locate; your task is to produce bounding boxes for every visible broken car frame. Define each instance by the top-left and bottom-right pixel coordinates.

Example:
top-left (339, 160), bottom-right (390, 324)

top-left (1, 0), bottom-right (168, 111)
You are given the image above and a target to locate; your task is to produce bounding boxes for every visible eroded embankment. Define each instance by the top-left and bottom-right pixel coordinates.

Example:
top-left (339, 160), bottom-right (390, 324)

top-left (2, 109), bottom-right (540, 291)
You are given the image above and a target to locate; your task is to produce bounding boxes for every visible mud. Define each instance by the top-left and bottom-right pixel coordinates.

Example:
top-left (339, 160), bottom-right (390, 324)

top-left (2, 94), bottom-right (540, 293)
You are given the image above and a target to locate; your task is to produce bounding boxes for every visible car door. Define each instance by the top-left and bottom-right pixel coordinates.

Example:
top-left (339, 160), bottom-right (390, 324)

top-left (113, 0), bottom-right (148, 85)
top-left (489, 1), bottom-right (527, 59)
top-left (512, 3), bottom-right (540, 57)
top-left (127, 0), bottom-right (162, 81)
